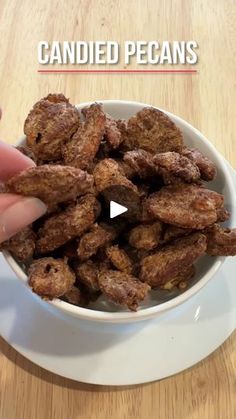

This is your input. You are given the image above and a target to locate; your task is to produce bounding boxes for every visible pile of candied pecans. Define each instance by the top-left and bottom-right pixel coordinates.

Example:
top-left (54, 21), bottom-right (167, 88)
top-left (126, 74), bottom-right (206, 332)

top-left (1, 94), bottom-right (236, 311)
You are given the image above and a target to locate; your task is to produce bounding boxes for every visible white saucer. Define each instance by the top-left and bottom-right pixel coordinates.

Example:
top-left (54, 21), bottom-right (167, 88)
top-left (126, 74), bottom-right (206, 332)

top-left (0, 165), bottom-right (235, 386)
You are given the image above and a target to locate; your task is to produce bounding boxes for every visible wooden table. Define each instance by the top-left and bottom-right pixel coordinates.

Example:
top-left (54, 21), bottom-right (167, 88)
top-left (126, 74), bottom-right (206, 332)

top-left (0, 1), bottom-right (235, 418)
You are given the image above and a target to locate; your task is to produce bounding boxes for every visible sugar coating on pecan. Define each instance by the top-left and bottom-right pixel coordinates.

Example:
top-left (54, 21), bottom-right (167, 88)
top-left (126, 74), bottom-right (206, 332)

top-left (104, 114), bottom-right (124, 149)
top-left (115, 159), bottom-right (137, 179)
top-left (121, 107), bottom-right (183, 154)
top-left (106, 245), bottom-right (133, 273)
top-left (0, 226), bottom-right (36, 262)
top-left (94, 158), bottom-right (138, 194)
top-left (129, 221), bottom-right (163, 250)
top-left (28, 257), bottom-right (75, 298)
top-left (216, 206), bottom-right (230, 223)
top-left (160, 265), bottom-right (195, 290)
top-left (153, 151), bottom-right (200, 184)
top-left (98, 269), bottom-right (150, 311)
top-left (206, 224), bottom-right (236, 256)
top-left (36, 195), bottom-right (101, 253)
top-left (74, 260), bottom-right (100, 292)
top-left (24, 93), bottom-right (80, 161)
top-left (7, 165), bottom-right (94, 205)
top-left (63, 285), bottom-right (89, 307)
top-left (140, 233), bottom-right (207, 287)
top-left (123, 149), bottom-right (157, 179)
top-left (63, 103), bottom-right (106, 170)
top-left (162, 225), bottom-right (193, 244)
top-left (81, 106), bottom-right (124, 149)
top-left (77, 223), bottom-right (117, 261)
top-left (146, 184), bottom-right (223, 229)
top-left (182, 147), bottom-right (217, 181)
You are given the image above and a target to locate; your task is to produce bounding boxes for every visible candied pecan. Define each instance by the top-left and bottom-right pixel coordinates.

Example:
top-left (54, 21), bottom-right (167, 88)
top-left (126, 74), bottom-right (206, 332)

top-left (36, 195), bottom-right (101, 253)
top-left (104, 114), bottom-right (124, 149)
top-left (116, 119), bottom-right (128, 139)
top-left (63, 285), bottom-right (89, 306)
top-left (63, 103), bottom-right (105, 170)
top-left (74, 260), bottom-right (100, 292)
top-left (147, 184), bottom-right (223, 229)
top-left (44, 93), bottom-right (69, 103)
top-left (93, 158), bottom-right (141, 220)
top-left (28, 257), bottom-right (75, 298)
top-left (0, 227), bottom-right (36, 262)
top-left (216, 206), bottom-right (230, 223)
top-left (98, 269), bottom-right (150, 311)
top-left (77, 223), bottom-right (117, 261)
top-left (123, 245), bottom-right (150, 262)
top-left (82, 111), bottom-right (126, 149)
top-left (206, 224), bottom-right (236, 255)
top-left (121, 107), bottom-right (183, 154)
top-left (129, 222), bottom-right (163, 250)
top-left (121, 244), bottom-right (152, 276)
top-left (24, 93), bottom-right (80, 161)
top-left (182, 147), bottom-right (217, 181)
top-left (153, 152), bottom-right (200, 184)
top-left (123, 149), bottom-right (157, 179)
top-left (94, 158), bottom-right (137, 194)
top-left (7, 165), bottom-right (94, 205)
top-left (162, 225), bottom-right (193, 244)
top-left (106, 245), bottom-right (133, 273)
top-left (160, 265), bottom-right (195, 290)
top-left (10, 97), bottom-right (236, 312)
top-left (115, 159), bottom-right (137, 179)
top-left (140, 198), bottom-right (158, 223)
top-left (140, 232), bottom-right (207, 287)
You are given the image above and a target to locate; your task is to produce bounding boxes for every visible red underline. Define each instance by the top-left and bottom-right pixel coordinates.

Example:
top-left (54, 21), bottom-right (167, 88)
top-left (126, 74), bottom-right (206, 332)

top-left (38, 69), bottom-right (197, 74)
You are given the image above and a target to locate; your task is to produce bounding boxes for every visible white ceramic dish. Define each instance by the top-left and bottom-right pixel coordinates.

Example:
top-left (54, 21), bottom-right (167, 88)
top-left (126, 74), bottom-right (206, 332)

top-left (3, 100), bottom-right (236, 323)
top-left (0, 179), bottom-right (236, 385)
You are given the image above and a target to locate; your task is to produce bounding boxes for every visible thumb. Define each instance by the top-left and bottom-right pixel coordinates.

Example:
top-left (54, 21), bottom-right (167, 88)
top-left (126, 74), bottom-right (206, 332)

top-left (0, 197), bottom-right (47, 243)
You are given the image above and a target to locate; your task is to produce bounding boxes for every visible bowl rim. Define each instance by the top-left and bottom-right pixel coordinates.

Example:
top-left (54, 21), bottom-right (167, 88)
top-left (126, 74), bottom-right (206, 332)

top-left (3, 99), bottom-right (236, 322)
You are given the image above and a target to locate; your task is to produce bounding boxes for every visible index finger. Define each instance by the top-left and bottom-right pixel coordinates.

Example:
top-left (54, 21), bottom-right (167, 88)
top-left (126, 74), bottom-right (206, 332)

top-left (0, 141), bottom-right (35, 182)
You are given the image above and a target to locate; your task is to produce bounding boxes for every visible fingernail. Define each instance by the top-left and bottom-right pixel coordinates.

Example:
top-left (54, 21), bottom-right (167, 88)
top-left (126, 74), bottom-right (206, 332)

top-left (0, 193), bottom-right (25, 212)
top-left (0, 197), bottom-right (47, 242)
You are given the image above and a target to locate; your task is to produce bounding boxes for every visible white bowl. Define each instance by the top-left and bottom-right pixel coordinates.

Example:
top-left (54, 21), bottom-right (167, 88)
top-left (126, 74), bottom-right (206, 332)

top-left (4, 100), bottom-right (236, 323)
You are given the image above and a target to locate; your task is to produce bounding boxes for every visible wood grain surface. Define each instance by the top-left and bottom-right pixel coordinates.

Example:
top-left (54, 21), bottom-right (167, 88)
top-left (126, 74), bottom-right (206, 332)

top-left (0, 1), bottom-right (235, 418)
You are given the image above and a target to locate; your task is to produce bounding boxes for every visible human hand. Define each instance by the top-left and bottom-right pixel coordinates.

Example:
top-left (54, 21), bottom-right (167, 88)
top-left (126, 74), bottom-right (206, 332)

top-left (0, 141), bottom-right (47, 244)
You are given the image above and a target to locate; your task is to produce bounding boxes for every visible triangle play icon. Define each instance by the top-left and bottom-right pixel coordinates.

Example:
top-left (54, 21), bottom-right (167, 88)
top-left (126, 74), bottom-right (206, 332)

top-left (110, 201), bottom-right (128, 219)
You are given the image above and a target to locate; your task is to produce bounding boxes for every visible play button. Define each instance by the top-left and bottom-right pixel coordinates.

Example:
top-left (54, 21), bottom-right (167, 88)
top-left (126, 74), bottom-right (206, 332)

top-left (110, 201), bottom-right (128, 219)
top-left (102, 184), bottom-right (141, 221)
